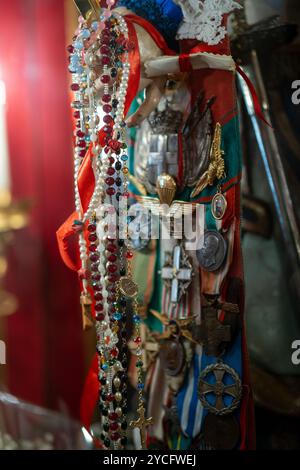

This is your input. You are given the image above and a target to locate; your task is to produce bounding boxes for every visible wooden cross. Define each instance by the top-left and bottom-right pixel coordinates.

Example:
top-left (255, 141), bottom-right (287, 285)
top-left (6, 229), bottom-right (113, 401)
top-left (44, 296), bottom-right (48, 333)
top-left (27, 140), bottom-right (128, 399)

top-left (130, 405), bottom-right (153, 450)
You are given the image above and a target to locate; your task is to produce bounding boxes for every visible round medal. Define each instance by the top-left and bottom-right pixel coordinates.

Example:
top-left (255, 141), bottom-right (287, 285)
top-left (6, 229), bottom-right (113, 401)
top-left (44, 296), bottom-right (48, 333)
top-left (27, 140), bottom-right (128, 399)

top-left (203, 413), bottom-right (240, 450)
top-left (196, 230), bottom-right (227, 272)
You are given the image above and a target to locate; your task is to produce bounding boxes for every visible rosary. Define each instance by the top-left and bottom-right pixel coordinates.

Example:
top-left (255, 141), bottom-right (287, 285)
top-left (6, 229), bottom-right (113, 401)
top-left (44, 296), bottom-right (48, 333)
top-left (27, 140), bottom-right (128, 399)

top-left (67, 0), bottom-right (151, 450)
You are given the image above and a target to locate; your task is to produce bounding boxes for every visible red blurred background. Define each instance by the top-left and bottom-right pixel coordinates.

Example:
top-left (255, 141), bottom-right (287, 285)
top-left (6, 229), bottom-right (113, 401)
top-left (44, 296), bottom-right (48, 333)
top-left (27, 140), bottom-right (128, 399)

top-left (0, 0), bottom-right (87, 419)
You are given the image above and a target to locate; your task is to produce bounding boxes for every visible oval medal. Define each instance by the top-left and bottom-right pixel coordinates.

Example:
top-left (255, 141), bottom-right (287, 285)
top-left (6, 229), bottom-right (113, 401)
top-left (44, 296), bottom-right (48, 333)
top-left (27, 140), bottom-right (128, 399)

top-left (160, 339), bottom-right (185, 377)
top-left (212, 192), bottom-right (227, 220)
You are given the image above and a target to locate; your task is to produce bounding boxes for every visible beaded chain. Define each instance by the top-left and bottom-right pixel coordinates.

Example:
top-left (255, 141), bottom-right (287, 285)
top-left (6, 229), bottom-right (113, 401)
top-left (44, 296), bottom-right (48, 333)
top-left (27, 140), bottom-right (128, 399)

top-left (67, 1), bottom-right (150, 450)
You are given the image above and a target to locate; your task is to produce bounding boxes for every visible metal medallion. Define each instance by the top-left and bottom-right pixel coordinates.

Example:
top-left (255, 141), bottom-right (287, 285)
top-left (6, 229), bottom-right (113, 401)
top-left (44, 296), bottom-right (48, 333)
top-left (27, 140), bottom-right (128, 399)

top-left (198, 362), bottom-right (242, 415)
top-left (211, 192), bottom-right (227, 220)
top-left (196, 230), bottom-right (227, 272)
top-left (160, 338), bottom-right (185, 377)
top-left (203, 413), bottom-right (240, 450)
top-left (119, 277), bottom-right (138, 299)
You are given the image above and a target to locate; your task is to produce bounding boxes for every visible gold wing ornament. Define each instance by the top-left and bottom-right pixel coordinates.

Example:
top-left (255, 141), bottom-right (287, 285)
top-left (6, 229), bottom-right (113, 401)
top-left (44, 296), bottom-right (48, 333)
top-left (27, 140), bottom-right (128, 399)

top-left (191, 122), bottom-right (226, 198)
top-left (150, 309), bottom-right (199, 345)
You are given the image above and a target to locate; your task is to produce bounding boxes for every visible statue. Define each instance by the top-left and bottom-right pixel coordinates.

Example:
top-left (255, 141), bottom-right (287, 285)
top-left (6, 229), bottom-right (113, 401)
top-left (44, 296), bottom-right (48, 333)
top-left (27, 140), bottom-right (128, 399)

top-left (57, 0), bottom-right (257, 450)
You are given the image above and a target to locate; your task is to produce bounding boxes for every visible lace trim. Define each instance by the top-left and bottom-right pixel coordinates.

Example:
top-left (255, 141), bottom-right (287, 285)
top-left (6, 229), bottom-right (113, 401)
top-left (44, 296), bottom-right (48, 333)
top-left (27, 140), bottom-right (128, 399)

top-left (174, 0), bottom-right (242, 45)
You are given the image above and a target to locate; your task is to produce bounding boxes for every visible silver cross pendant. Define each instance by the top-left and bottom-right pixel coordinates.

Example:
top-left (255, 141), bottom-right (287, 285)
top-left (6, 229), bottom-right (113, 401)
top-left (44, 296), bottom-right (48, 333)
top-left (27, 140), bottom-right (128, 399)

top-left (161, 244), bottom-right (193, 304)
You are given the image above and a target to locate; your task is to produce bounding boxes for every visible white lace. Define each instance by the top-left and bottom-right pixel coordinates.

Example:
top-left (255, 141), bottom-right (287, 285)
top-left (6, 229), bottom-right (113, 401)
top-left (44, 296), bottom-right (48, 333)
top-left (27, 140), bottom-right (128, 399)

top-left (174, 0), bottom-right (242, 45)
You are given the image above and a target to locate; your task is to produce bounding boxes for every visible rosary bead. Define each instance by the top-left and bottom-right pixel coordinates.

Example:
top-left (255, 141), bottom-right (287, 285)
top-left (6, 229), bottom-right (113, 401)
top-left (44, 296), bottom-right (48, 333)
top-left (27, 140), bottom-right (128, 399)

top-left (91, 263), bottom-right (100, 272)
top-left (107, 264), bottom-right (117, 274)
top-left (96, 313), bottom-right (105, 322)
top-left (102, 94), bottom-right (112, 103)
top-left (100, 377), bottom-right (107, 386)
top-left (121, 421), bottom-right (127, 430)
top-left (113, 377), bottom-right (121, 388)
top-left (120, 268), bottom-right (126, 276)
top-left (88, 234), bottom-right (97, 243)
top-left (95, 301), bottom-right (104, 310)
top-left (106, 393), bottom-right (115, 402)
top-left (115, 392), bottom-right (122, 402)
top-left (92, 283), bottom-right (101, 292)
top-left (100, 45), bottom-right (110, 55)
top-left (106, 187), bottom-right (116, 196)
top-left (105, 177), bottom-right (115, 186)
top-left (90, 253), bottom-right (100, 263)
top-left (111, 68), bottom-right (117, 78)
top-left (87, 223), bottom-right (96, 232)
top-left (92, 273), bottom-right (101, 282)
top-left (111, 432), bottom-right (120, 442)
top-left (102, 56), bottom-right (111, 66)
top-left (120, 437), bottom-right (127, 446)
top-left (101, 74), bottom-right (111, 84)
top-left (89, 244), bottom-right (98, 252)
top-left (110, 422), bottom-right (119, 432)
top-left (113, 312), bottom-right (122, 321)
top-left (103, 423), bottom-right (110, 432)
top-left (104, 438), bottom-right (111, 448)
top-left (108, 412), bottom-right (118, 421)
top-left (107, 167), bottom-right (115, 176)
top-left (115, 161), bottom-right (122, 171)
top-left (103, 104), bottom-right (112, 114)
top-left (71, 83), bottom-right (80, 91)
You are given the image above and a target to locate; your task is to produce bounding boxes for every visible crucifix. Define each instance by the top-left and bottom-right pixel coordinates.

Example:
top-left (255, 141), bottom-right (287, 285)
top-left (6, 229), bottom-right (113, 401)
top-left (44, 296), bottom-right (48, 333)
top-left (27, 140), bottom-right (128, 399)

top-left (130, 405), bottom-right (154, 450)
top-left (161, 244), bottom-right (193, 304)
top-left (198, 294), bottom-right (239, 357)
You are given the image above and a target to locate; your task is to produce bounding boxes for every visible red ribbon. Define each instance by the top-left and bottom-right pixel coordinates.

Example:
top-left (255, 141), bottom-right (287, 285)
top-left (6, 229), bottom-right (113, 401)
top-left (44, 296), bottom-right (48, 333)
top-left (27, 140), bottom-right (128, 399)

top-left (124, 17), bottom-right (141, 116)
top-left (124, 13), bottom-right (176, 56)
top-left (236, 65), bottom-right (272, 128)
top-left (56, 211), bottom-right (80, 272)
top-left (179, 53), bottom-right (193, 73)
top-left (80, 354), bottom-right (99, 431)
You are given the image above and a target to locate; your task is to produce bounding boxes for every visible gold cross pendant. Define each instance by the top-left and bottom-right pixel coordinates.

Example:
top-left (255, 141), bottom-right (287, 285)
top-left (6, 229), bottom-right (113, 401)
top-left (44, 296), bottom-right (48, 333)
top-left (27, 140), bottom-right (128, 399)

top-left (130, 405), bottom-right (153, 450)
